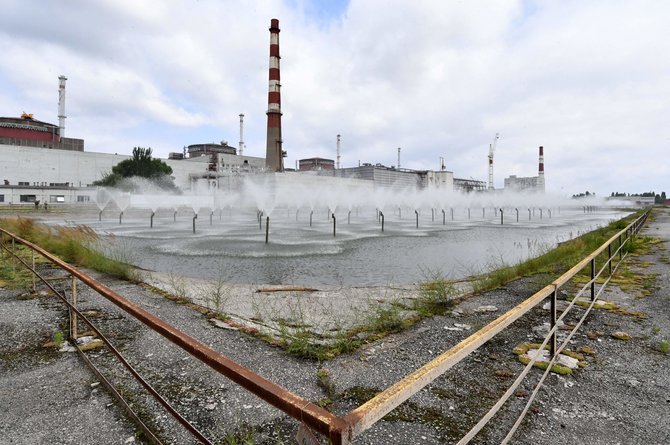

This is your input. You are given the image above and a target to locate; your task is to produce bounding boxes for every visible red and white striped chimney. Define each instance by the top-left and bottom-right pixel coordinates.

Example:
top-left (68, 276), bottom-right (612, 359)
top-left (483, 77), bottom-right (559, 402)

top-left (538, 146), bottom-right (545, 192)
top-left (265, 18), bottom-right (284, 172)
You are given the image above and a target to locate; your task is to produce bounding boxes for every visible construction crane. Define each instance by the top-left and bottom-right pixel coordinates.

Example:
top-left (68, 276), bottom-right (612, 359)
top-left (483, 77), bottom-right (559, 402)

top-left (487, 132), bottom-right (500, 190)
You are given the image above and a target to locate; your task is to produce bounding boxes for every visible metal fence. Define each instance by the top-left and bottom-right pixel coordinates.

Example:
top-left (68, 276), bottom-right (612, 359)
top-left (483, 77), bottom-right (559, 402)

top-left (0, 208), bottom-right (650, 444)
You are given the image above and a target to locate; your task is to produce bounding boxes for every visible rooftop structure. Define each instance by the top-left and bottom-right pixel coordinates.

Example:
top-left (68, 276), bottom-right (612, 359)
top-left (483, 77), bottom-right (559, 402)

top-left (0, 115), bottom-right (84, 151)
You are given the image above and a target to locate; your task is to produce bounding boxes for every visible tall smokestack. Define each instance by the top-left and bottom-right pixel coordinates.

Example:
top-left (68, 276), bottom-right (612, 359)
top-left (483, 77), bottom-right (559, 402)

top-left (239, 113), bottom-right (244, 156)
top-left (538, 146), bottom-right (545, 192)
top-left (336, 134), bottom-right (341, 169)
top-left (265, 19), bottom-right (284, 172)
top-left (397, 147), bottom-right (401, 169)
top-left (58, 75), bottom-right (67, 138)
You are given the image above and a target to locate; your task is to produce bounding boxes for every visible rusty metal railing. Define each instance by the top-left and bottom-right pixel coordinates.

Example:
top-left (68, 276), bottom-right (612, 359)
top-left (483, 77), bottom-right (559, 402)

top-left (0, 208), bottom-right (650, 444)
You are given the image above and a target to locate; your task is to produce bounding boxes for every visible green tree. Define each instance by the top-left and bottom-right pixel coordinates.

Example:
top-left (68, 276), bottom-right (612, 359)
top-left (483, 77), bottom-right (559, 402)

top-left (94, 147), bottom-right (178, 191)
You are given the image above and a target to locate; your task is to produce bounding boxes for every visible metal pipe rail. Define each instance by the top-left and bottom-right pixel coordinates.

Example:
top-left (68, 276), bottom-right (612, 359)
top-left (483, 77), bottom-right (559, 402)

top-left (0, 208), bottom-right (650, 444)
top-left (338, 208), bottom-right (650, 443)
top-left (0, 228), bottom-right (346, 444)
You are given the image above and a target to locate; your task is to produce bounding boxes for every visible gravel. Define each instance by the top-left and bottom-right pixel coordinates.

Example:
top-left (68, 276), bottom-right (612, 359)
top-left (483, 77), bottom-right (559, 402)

top-left (1, 207), bottom-right (669, 444)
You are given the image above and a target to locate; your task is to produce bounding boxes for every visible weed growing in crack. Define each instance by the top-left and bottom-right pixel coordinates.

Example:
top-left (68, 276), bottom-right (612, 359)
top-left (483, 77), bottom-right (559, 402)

top-left (197, 273), bottom-right (231, 316)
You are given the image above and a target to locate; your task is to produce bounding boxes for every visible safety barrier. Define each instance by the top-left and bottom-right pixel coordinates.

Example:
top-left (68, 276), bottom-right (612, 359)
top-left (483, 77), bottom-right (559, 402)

top-left (0, 208), bottom-right (650, 444)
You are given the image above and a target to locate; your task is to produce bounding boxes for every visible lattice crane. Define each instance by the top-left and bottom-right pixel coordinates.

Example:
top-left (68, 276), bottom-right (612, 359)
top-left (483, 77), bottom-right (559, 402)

top-left (488, 133), bottom-right (500, 190)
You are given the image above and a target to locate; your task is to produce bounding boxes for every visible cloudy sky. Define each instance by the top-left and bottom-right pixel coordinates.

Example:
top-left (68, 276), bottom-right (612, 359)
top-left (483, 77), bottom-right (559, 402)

top-left (1, 0), bottom-right (668, 196)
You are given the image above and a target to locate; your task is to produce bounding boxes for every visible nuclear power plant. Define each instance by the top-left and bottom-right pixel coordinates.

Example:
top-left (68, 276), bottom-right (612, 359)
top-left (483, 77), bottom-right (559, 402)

top-left (0, 18), bottom-right (546, 206)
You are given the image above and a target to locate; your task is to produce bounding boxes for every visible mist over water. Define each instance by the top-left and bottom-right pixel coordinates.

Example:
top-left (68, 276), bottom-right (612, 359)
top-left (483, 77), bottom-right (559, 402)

top-left (78, 175), bottom-right (637, 287)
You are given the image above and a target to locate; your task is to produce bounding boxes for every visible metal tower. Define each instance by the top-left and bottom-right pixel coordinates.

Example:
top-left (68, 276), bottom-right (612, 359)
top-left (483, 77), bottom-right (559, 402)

top-left (58, 75), bottom-right (67, 137)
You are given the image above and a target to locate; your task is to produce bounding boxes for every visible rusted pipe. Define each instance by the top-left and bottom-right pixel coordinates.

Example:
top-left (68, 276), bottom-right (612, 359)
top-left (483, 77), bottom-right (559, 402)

top-left (1, 229), bottom-right (342, 441)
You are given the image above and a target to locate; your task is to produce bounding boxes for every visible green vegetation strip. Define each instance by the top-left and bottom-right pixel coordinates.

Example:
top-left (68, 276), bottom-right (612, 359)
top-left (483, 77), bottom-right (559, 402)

top-left (0, 217), bottom-right (135, 281)
top-left (473, 209), bottom-right (646, 293)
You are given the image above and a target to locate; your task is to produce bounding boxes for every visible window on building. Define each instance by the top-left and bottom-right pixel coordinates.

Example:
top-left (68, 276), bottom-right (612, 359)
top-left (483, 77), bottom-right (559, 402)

top-left (49, 195), bottom-right (65, 203)
top-left (0, 195), bottom-right (4, 202)
top-left (76, 196), bottom-right (90, 202)
top-left (18, 181), bottom-right (29, 186)
top-left (19, 195), bottom-right (37, 202)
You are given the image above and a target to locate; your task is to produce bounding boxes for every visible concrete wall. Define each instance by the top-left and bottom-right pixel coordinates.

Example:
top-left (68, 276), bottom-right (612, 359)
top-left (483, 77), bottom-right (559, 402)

top-left (0, 144), bottom-right (252, 190)
top-left (0, 185), bottom-right (96, 206)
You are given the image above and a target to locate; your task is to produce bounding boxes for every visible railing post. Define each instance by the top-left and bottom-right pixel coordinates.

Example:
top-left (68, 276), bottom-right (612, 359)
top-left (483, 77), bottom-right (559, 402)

top-left (608, 244), bottom-right (612, 276)
top-left (70, 275), bottom-right (78, 341)
top-left (550, 286), bottom-right (557, 358)
top-left (590, 258), bottom-right (596, 301)
top-left (619, 234), bottom-right (623, 261)
top-left (32, 250), bottom-right (36, 292)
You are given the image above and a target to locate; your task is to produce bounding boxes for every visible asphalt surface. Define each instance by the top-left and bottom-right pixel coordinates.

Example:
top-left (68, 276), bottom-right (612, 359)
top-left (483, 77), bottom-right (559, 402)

top-left (0, 207), bottom-right (668, 444)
